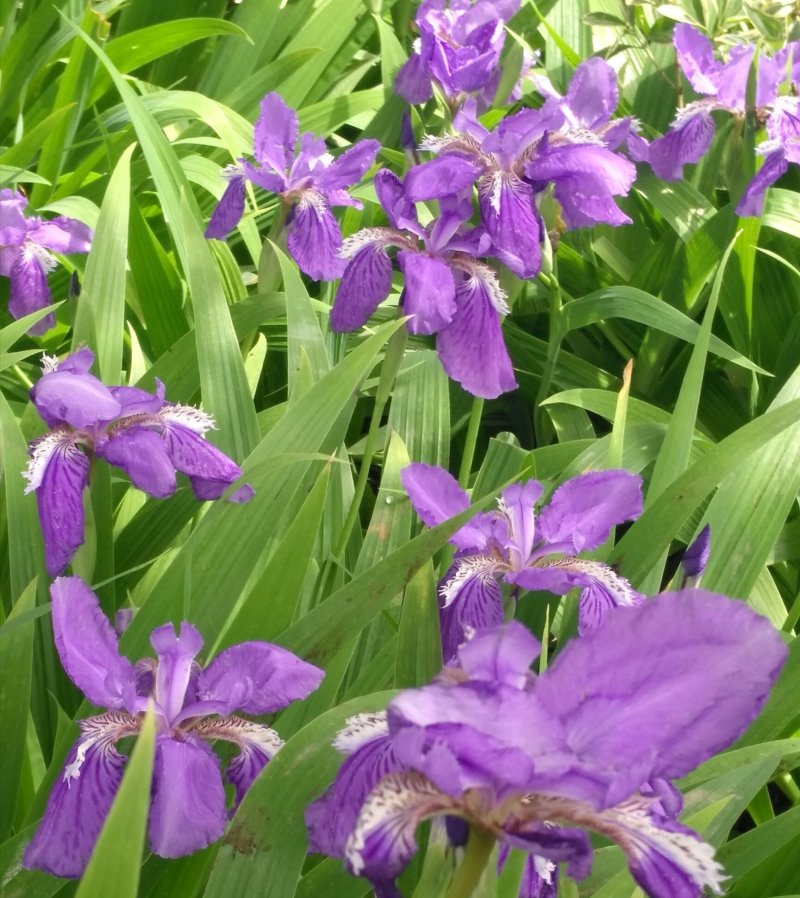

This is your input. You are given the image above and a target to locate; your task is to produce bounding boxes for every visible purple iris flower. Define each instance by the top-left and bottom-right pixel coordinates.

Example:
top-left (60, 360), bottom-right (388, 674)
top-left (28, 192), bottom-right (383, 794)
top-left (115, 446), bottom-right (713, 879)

top-left (395, 0), bottom-right (521, 111)
top-left (24, 576), bottom-right (324, 878)
top-left (330, 169), bottom-right (517, 399)
top-left (205, 92), bottom-right (380, 281)
top-left (401, 463), bottom-right (643, 660)
top-left (736, 95), bottom-right (800, 216)
top-left (405, 92), bottom-right (635, 278)
top-left (306, 594), bottom-right (787, 898)
top-left (24, 349), bottom-right (254, 577)
top-left (629, 25), bottom-right (795, 182)
top-left (0, 188), bottom-right (92, 334)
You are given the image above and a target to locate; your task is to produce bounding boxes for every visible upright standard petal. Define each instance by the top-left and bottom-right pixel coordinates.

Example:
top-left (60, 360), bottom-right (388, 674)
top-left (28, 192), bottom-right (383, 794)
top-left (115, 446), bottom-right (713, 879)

top-left (330, 232), bottom-right (395, 332)
top-left (51, 577), bottom-right (137, 709)
top-left (404, 155), bottom-right (484, 202)
top-left (673, 24), bottom-right (720, 95)
top-left (319, 140), bottom-right (380, 193)
top-left (563, 58), bottom-right (619, 129)
top-left (535, 590), bottom-right (788, 805)
top-left (477, 171), bottom-right (541, 279)
top-left (400, 462), bottom-right (488, 551)
top-left (195, 641), bottom-right (324, 715)
top-left (148, 735), bottom-right (227, 858)
top-left (150, 622), bottom-right (204, 724)
top-left (253, 92), bottom-right (297, 176)
top-left (23, 713), bottom-right (138, 878)
top-left (31, 369), bottom-right (121, 430)
top-left (436, 264), bottom-right (517, 399)
top-left (536, 470), bottom-right (643, 553)
top-left (395, 51), bottom-right (434, 105)
top-left (286, 189), bottom-right (345, 280)
top-left (29, 217), bottom-right (93, 254)
top-left (498, 480), bottom-right (543, 570)
top-left (397, 250), bottom-right (456, 335)
top-left (457, 619), bottom-right (539, 689)
top-left (25, 433), bottom-right (90, 576)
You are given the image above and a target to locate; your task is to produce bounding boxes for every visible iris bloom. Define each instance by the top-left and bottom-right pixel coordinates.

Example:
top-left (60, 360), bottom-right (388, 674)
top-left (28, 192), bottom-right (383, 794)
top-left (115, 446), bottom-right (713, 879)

top-left (736, 95), bottom-right (800, 216)
top-left (25, 349), bottom-right (253, 576)
top-left (330, 169), bottom-right (516, 399)
top-left (629, 25), bottom-right (797, 183)
top-left (306, 594), bottom-right (787, 898)
top-left (205, 92), bottom-right (380, 281)
top-left (24, 577), bottom-right (324, 878)
top-left (395, 0), bottom-right (521, 110)
top-left (401, 464), bottom-right (643, 659)
top-left (405, 92), bottom-right (635, 278)
top-left (0, 188), bottom-right (91, 334)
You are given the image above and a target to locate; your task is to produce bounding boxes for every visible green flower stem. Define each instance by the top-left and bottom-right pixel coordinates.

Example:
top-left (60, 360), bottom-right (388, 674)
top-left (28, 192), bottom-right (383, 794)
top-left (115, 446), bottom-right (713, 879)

top-left (335, 325), bottom-right (408, 558)
top-left (458, 396), bottom-right (484, 489)
top-left (445, 826), bottom-right (496, 898)
top-left (534, 268), bottom-right (564, 445)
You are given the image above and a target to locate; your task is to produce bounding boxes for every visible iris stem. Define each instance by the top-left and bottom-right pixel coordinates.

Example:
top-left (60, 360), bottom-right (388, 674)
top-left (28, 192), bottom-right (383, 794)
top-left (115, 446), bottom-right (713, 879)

top-left (458, 397), bottom-right (484, 489)
top-left (445, 826), bottom-right (495, 898)
top-left (533, 268), bottom-right (564, 445)
top-left (335, 326), bottom-right (408, 559)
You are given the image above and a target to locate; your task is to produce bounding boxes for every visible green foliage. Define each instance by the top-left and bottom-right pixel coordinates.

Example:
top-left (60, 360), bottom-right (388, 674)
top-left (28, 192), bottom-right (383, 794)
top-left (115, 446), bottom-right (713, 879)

top-left (0, 0), bottom-right (798, 896)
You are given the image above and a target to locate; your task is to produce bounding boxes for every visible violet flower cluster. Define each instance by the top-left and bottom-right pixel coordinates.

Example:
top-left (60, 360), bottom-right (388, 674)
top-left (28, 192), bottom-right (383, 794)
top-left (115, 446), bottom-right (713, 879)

top-left (205, 92), bottom-right (380, 281)
top-left (402, 463), bottom-right (643, 659)
top-left (0, 188), bottom-right (92, 334)
top-left (630, 25), bottom-right (800, 216)
top-left (306, 593), bottom-right (786, 898)
top-left (331, 58), bottom-right (635, 399)
top-left (394, 0), bottom-right (524, 110)
top-left (330, 169), bottom-right (516, 399)
top-left (25, 349), bottom-right (253, 576)
top-left (24, 577), bottom-right (324, 878)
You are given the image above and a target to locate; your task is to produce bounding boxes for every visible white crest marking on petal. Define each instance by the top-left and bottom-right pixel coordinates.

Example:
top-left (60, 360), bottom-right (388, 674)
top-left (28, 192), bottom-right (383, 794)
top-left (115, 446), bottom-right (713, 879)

top-left (542, 557), bottom-right (639, 608)
top-left (345, 771), bottom-right (455, 876)
top-left (222, 162), bottom-right (246, 180)
top-left (439, 554), bottom-right (500, 608)
top-left (24, 241), bottom-right (57, 273)
top-left (333, 712), bottom-right (389, 755)
top-left (454, 258), bottom-right (508, 315)
top-left (601, 799), bottom-right (726, 894)
top-left (159, 405), bottom-right (217, 434)
top-left (340, 227), bottom-right (400, 259)
top-left (63, 712), bottom-right (140, 786)
top-left (672, 100), bottom-right (714, 128)
top-left (23, 431), bottom-right (81, 494)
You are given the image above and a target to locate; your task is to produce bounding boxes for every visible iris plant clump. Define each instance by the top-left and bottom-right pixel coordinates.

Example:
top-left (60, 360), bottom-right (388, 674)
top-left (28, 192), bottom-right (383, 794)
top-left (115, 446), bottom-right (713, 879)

top-left (25, 348), bottom-right (253, 576)
top-left (394, 0), bottom-right (524, 110)
top-left (24, 577), bottom-right (324, 878)
top-left (0, 188), bottom-right (92, 334)
top-left (307, 595), bottom-right (787, 898)
top-left (401, 464), bottom-right (643, 658)
top-left (205, 92), bottom-right (380, 280)
top-left (630, 24), bottom-right (800, 215)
